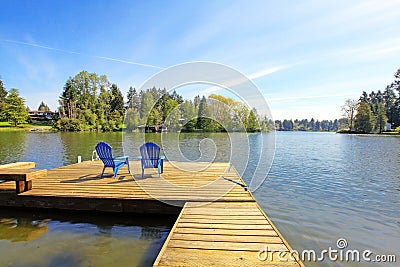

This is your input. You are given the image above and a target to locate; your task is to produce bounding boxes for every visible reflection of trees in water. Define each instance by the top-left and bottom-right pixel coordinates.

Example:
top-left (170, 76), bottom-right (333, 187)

top-left (21, 133), bottom-right (65, 169)
top-left (59, 132), bottom-right (124, 164)
top-left (0, 217), bottom-right (48, 242)
top-left (140, 226), bottom-right (162, 240)
top-left (0, 132), bottom-right (25, 164)
top-left (96, 224), bottom-right (113, 236)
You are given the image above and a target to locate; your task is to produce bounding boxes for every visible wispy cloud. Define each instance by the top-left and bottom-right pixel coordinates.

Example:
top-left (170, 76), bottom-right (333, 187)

top-left (200, 65), bottom-right (289, 94)
top-left (248, 65), bottom-right (288, 80)
top-left (266, 93), bottom-right (357, 102)
top-left (1, 39), bottom-right (165, 70)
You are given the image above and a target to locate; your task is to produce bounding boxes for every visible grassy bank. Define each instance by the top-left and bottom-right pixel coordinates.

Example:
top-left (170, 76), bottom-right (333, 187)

top-left (0, 122), bottom-right (54, 132)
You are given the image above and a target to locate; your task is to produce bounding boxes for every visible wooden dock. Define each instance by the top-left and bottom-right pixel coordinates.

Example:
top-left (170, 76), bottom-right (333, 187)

top-left (0, 161), bottom-right (302, 266)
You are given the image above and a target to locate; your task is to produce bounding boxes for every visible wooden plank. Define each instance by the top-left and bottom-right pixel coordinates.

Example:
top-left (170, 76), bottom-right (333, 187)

top-left (155, 248), bottom-right (299, 267)
top-left (155, 201), bottom-right (301, 266)
top-left (167, 239), bottom-right (288, 251)
top-left (0, 162), bottom-right (36, 169)
top-left (178, 218), bottom-right (269, 224)
top-left (0, 169), bottom-right (47, 181)
top-left (170, 233), bottom-right (283, 243)
top-left (173, 228), bottom-right (279, 236)
top-left (176, 222), bottom-right (273, 230)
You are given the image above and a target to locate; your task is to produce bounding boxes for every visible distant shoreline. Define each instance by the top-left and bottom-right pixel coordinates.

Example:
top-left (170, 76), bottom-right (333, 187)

top-left (0, 122), bottom-right (53, 132)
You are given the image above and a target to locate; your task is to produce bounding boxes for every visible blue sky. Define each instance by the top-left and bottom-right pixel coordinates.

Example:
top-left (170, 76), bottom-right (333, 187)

top-left (1, 0), bottom-right (400, 120)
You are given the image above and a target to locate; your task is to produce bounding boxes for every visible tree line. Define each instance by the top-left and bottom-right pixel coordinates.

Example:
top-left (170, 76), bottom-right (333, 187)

top-left (274, 118), bottom-right (348, 132)
top-left (58, 70), bottom-right (272, 132)
top-left (342, 68), bottom-right (400, 133)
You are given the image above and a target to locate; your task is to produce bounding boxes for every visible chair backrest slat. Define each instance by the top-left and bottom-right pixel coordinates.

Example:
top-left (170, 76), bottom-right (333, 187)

top-left (140, 142), bottom-right (161, 168)
top-left (95, 142), bottom-right (115, 168)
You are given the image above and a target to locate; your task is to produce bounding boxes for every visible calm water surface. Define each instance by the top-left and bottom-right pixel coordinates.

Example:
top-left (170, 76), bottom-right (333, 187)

top-left (0, 131), bottom-right (399, 266)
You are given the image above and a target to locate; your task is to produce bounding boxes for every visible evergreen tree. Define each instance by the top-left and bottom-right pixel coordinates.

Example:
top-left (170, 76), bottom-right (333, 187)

top-left (310, 118), bottom-right (315, 131)
top-left (97, 85), bottom-right (111, 131)
top-left (194, 95), bottom-right (200, 110)
top-left (391, 68), bottom-right (400, 94)
top-left (196, 96), bottom-right (208, 129)
top-left (170, 90), bottom-right (183, 104)
top-left (390, 68), bottom-right (400, 128)
top-left (126, 87), bottom-right (140, 110)
top-left (246, 108), bottom-right (260, 132)
top-left (359, 91), bottom-right (369, 102)
top-left (110, 84), bottom-right (125, 116)
top-left (5, 88), bottom-right (30, 126)
top-left (315, 120), bottom-right (321, 131)
top-left (275, 120), bottom-right (282, 130)
top-left (0, 78), bottom-right (8, 121)
top-left (38, 101), bottom-right (50, 111)
top-left (375, 102), bottom-right (387, 133)
top-left (282, 119), bottom-right (293, 131)
top-left (383, 85), bottom-right (397, 124)
top-left (59, 78), bottom-right (78, 119)
top-left (333, 119), bottom-right (339, 131)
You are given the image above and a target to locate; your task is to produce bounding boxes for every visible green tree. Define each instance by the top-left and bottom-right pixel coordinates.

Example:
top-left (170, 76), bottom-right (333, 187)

top-left (163, 98), bottom-right (179, 121)
top-left (140, 90), bottom-right (155, 122)
top-left (181, 100), bottom-right (197, 131)
top-left (208, 94), bottom-right (239, 131)
top-left (259, 115), bottom-right (271, 132)
top-left (193, 95), bottom-right (200, 110)
top-left (246, 108), bottom-right (260, 132)
top-left (58, 71), bottom-right (117, 131)
top-left (181, 100), bottom-right (196, 121)
top-left (5, 88), bottom-right (30, 126)
top-left (309, 118), bottom-right (315, 131)
top-left (170, 90), bottom-right (183, 104)
top-left (383, 85), bottom-right (397, 125)
top-left (110, 84), bottom-right (124, 115)
top-left (59, 78), bottom-right (78, 119)
top-left (354, 102), bottom-right (373, 133)
top-left (375, 102), bottom-right (387, 134)
top-left (126, 87), bottom-right (140, 110)
top-left (147, 107), bottom-right (161, 127)
top-left (109, 84), bottom-right (124, 130)
top-left (165, 106), bottom-right (181, 131)
top-left (125, 108), bottom-right (140, 131)
top-left (97, 85), bottom-right (111, 131)
top-left (38, 101), bottom-right (50, 111)
top-left (163, 98), bottom-right (179, 129)
top-left (390, 68), bottom-right (400, 128)
top-left (196, 96), bottom-right (208, 129)
top-left (0, 78), bottom-right (8, 121)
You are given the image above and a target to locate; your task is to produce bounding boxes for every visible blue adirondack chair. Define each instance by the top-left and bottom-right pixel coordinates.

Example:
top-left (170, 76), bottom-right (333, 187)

top-left (138, 142), bottom-right (165, 178)
top-left (95, 142), bottom-right (130, 178)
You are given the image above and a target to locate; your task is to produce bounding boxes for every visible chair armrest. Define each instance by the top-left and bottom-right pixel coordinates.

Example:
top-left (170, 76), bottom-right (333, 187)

top-left (115, 156), bottom-right (128, 161)
top-left (137, 156), bottom-right (142, 160)
top-left (160, 155), bottom-right (165, 160)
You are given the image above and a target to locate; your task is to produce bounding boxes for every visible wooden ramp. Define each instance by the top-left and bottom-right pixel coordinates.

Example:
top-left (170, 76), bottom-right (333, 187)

top-left (154, 202), bottom-right (302, 266)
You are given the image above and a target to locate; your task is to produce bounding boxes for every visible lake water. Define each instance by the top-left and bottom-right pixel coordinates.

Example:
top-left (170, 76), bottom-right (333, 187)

top-left (0, 131), bottom-right (399, 266)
